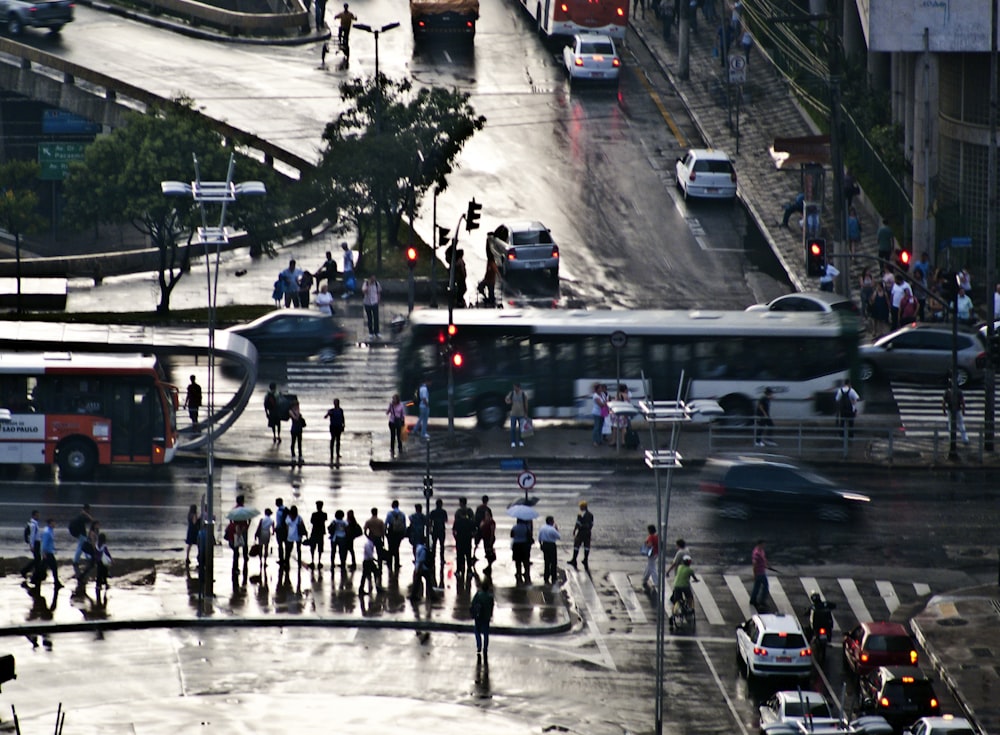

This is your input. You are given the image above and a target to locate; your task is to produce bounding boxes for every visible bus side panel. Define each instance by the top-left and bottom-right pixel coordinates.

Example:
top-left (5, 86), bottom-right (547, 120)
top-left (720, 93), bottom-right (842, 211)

top-left (0, 414), bottom-right (46, 463)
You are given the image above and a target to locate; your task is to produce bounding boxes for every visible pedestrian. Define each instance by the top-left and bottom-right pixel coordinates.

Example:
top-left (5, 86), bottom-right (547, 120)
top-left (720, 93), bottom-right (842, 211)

top-left (956, 287), bottom-right (974, 324)
top-left (255, 508), bottom-right (274, 570)
top-left (539, 516), bottom-right (561, 584)
top-left (183, 375), bottom-right (202, 425)
top-left (453, 497), bottom-right (477, 577)
top-left (386, 393), bottom-right (406, 456)
top-left (315, 0), bottom-right (327, 29)
top-left (323, 397), bottom-right (345, 462)
top-left (876, 219), bottom-right (894, 264)
top-left (843, 170), bottom-right (860, 210)
top-left (994, 283), bottom-right (1000, 321)
top-left (298, 270), bottom-right (314, 308)
top-left (641, 524), bottom-right (659, 590)
top-left (477, 253), bottom-right (498, 306)
top-left (634, 0), bottom-right (645, 19)
top-left (69, 503), bottom-right (94, 576)
top-left (284, 505), bottom-right (306, 569)
top-left (478, 507), bottom-right (496, 571)
top-left (358, 536), bottom-right (381, 595)
top-left (362, 274), bottom-right (382, 339)
top-left (228, 494), bottom-right (251, 575)
top-left (471, 574), bottom-right (495, 656)
top-left (847, 207), bottom-right (861, 257)
top-left (408, 503), bottom-right (428, 555)
top-left (600, 384), bottom-right (613, 443)
top-left (315, 283), bottom-right (334, 315)
top-left (275, 497), bottom-right (290, 568)
top-left (661, 1), bottom-right (673, 40)
top-left (288, 399), bottom-right (305, 464)
top-left (20, 509), bottom-right (41, 583)
top-left (328, 509), bottom-right (349, 569)
top-left (505, 382), bottom-right (528, 448)
top-left (664, 538), bottom-right (689, 577)
top-left (740, 28), bottom-right (752, 60)
top-left (869, 281), bottom-right (891, 338)
top-left (385, 500), bottom-right (407, 572)
top-left (428, 498), bottom-right (448, 561)
top-left (474, 494), bottom-right (491, 541)
top-left (819, 262), bottom-right (839, 292)
top-left (510, 517), bottom-right (533, 582)
top-left (943, 381), bottom-right (969, 445)
top-left (341, 242), bottom-right (356, 298)
top-left (754, 387), bottom-right (775, 447)
top-left (591, 382), bottom-right (607, 447)
top-left (94, 532), bottom-right (112, 596)
top-left (185, 503), bottom-right (200, 567)
top-left (264, 382), bottom-right (282, 444)
top-left (748, 539), bottom-right (769, 609)
top-left (781, 192), bottom-right (805, 228)
top-left (890, 273), bottom-right (913, 330)
top-left (668, 555), bottom-right (698, 630)
top-left (454, 250), bottom-right (468, 308)
top-left (346, 509), bottom-right (362, 569)
top-left (37, 518), bottom-right (63, 590)
top-left (913, 251), bottom-right (932, 285)
top-left (76, 521), bottom-right (101, 582)
top-left (835, 379), bottom-right (859, 440)
top-left (280, 259), bottom-right (303, 308)
top-left (315, 251), bottom-right (337, 291)
top-left (411, 539), bottom-right (431, 598)
top-left (416, 379), bottom-right (431, 440)
top-left (309, 500), bottom-right (328, 569)
top-left (859, 268), bottom-right (874, 323)
top-left (568, 500), bottom-right (593, 568)
top-left (272, 278), bottom-right (283, 308)
top-left (363, 507), bottom-right (386, 572)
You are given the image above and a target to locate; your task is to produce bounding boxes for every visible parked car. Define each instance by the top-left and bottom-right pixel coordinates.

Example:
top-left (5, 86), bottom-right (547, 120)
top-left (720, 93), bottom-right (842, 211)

top-left (858, 323), bottom-right (986, 386)
top-left (563, 33), bottom-right (621, 84)
top-left (759, 690), bottom-right (840, 731)
top-left (736, 613), bottom-right (813, 680)
top-left (902, 716), bottom-right (976, 735)
top-left (856, 666), bottom-right (940, 729)
top-left (1, 0), bottom-right (73, 35)
top-left (700, 455), bottom-right (871, 521)
top-left (226, 310), bottom-right (347, 362)
top-left (675, 148), bottom-right (737, 200)
top-left (486, 221), bottom-right (560, 287)
top-left (843, 621), bottom-right (918, 678)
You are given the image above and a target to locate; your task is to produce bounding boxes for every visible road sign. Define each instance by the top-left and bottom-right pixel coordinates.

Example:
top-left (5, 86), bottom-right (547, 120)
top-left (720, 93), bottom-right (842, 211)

top-left (516, 470), bottom-right (536, 491)
top-left (728, 55), bottom-right (746, 85)
top-left (610, 330), bottom-right (628, 349)
top-left (38, 142), bottom-right (86, 181)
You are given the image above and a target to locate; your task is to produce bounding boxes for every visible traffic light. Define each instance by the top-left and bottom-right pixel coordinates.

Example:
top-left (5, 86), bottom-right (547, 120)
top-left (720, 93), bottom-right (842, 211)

top-left (895, 248), bottom-right (912, 271)
top-left (466, 199), bottom-right (482, 231)
top-left (423, 473), bottom-right (434, 499)
top-left (451, 350), bottom-right (463, 368)
top-left (437, 226), bottom-right (450, 249)
top-left (406, 246), bottom-right (418, 269)
top-left (447, 323), bottom-right (457, 338)
top-left (806, 238), bottom-right (826, 277)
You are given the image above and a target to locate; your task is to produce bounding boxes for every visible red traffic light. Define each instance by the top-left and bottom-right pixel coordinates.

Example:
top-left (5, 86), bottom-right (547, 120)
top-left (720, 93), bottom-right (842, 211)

top-left (447, 323), bottom-right (457, 337)
top-left (406, 246), bottom-right (418, 264)
top-left (809, 242), bottom-right (823, 256)
top-left (451, 352), bottom-right (463, 368)
top-left (899, 250), bottom-right (911, 265)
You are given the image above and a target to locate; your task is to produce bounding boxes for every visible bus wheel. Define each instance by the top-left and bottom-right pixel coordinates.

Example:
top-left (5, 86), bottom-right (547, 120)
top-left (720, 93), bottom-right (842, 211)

top-left (476, 398), bottom-right (507, 428)
top-left (718, 395), bottom-right (753, 427)
top-left (57, 439), bottom-right (97, 481)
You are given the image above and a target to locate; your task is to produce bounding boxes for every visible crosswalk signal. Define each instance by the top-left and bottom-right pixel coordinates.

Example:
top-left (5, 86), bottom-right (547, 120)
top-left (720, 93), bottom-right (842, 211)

top-left (437, 226), bottom-right (450, 249)
top-left (466, 199), bottom-right (482, 232)
top-left (896, 248), bottom-right (912, 271)
top-left (451, 351), bottom-right (464, 368)
top-left (422, 474), bottom-right (433, 499)
top-left (806, 238), bottom-right (826, 277)
top-left (406, 246), bottom-right (418, 269)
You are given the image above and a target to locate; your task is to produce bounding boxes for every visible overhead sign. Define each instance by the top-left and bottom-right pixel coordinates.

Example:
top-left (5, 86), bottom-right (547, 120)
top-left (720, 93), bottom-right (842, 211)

top-left (38, 142), bottom-right (86, 181)
top-left (728, 55), bottom-right (746, 85)
top-left (516, 470), bottom-right (536, 491)
top-left (42, 110), bottom-right (101, 136)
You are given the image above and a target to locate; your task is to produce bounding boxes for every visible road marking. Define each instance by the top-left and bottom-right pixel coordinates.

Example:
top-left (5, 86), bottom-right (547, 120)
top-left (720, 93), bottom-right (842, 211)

top-left (568, 567), bottom-right (609, 624)
top-left (631, 67), bottom-right (687, 147)
top-left (587, 618), bottom-right (617, 671)
top-left (838, 577), bottom-right (872, 623)
top-left (768, 576), bottom-right (793, 616)
top-left (610, 572), bottom-right (647, 623)
top-left (914, 582), bottom-right (931, 596)
top-left (875, 580), bottom-right (900, 615)
top-left (801, 576), bottom-right (841, 631)
top-left (724, 574), bottom-right (753, 620)
top-left (692, 579), bottom-right (724, 625)
top-left (699, 639), bottom-right (750, 735)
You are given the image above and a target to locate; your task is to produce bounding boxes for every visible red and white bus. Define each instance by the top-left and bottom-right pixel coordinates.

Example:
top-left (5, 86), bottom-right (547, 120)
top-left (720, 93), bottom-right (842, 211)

top-left (0, 352), bottom-right (179, 479)
top-left (523, 0), bottom-right (629, 39)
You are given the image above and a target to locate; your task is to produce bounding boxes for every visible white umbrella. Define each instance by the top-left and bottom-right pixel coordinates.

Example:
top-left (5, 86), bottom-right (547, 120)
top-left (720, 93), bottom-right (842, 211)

top-left (506, 504), bottom-right (539, 521)
top-left (226, 506), bottom-right (260, 522)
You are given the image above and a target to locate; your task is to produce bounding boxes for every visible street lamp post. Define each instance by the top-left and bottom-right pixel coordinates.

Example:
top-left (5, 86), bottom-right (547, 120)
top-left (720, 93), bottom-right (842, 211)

top-left (353, 20), bottom-right (400, 273)
top-left (162, 154), bottom-right (265, 606)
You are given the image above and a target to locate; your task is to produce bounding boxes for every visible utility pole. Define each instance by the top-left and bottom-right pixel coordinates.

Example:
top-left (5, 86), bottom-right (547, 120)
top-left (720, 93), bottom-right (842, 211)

top-left (827, 0), bottom-right (847, 300)
top-left (678, 3), bottom-right (690, 80)
top-left (985, 0), bottom-right (997, 451)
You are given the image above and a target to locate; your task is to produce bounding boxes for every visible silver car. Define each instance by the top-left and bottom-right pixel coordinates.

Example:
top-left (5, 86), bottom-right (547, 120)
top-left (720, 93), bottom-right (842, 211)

top-left (859, 323), bottom-right (986, 386)
top-left (486, 220), bottom-right (560, 287)
top-left (563, 33), bottom-right (621, 84)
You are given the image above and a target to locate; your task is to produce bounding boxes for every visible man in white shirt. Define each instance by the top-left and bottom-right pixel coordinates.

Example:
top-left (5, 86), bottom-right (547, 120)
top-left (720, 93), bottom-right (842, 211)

top-left (890, 275), bottom-right (912, 329)
top-left (315, 284), bottom-right (334, 315)
top-left (819, 263), bottom-right (839, 292)
top-left (835, 379), bottom-right (860, 439)
top-left (993, 283), bottom-right (1000, 320)
top-left (956, 288), bottom-right (974, 323)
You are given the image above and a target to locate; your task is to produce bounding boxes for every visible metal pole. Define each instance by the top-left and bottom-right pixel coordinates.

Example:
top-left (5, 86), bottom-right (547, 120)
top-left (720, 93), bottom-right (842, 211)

top-left (447, 229), bottom-right (460, 437)
top-left (374, 30), bottom-right (383, 272)
top-left (828, 0), bottom-right (847, 300)
top-left (430, 188), bottom-right (439, 308)
top-left (949, 284), bottom-right (959, 461)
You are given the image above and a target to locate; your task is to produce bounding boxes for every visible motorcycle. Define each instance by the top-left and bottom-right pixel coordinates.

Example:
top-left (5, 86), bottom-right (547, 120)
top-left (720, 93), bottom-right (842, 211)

top-left (805, 595), bottom-right (836, 662)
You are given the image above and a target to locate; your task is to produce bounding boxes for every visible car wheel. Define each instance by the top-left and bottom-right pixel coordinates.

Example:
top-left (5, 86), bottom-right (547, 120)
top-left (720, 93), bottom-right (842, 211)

top-left (317, 347), bottom-right (337, 363)
top-left (57, 438), bottom-right (97, 481)
top-left (858, 361), bottom-right (876, 382)
top-left (817, 504), bottom-right (849, 522)
top-left (8, 14), bottom-right (23, 35)
top-left (718, 394), bottom-right (753, 427)
top-left (476, 396), bottom-right (506, 428)
top-left (719, 501), bottom-right (751, 520)
top-left (49, 24), bottom-right (62, 33)
top-left (955, 368), bottom-right (969, 387)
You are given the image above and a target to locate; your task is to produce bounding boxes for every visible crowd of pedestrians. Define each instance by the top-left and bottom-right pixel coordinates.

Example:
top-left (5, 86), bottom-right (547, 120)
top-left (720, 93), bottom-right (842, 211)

top-left (20, 503), bottom-right (112, 603)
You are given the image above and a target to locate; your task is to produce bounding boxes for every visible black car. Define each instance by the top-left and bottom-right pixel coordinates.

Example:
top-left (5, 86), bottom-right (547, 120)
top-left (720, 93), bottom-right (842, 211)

top-left (226, 309), bottom-right (347, 361)
top-left (699, 455), bottom-right (871, 521)
top-left (856, 666), bottom-right (940, 729)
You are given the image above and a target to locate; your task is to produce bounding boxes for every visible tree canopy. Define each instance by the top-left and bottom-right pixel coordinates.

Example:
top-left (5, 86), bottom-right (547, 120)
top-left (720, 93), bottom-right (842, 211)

top-left (315, 75), bottom-right (485, 270)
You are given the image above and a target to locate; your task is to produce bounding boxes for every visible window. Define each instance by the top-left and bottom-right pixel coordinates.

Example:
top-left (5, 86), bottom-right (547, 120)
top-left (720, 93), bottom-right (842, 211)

top-left (761, 633), bottom-right (806, 648)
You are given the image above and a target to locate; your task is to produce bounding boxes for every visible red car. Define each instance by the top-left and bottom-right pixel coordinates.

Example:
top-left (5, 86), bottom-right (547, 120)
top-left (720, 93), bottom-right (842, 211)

top-left (843, 621), bottom-right (918, 676)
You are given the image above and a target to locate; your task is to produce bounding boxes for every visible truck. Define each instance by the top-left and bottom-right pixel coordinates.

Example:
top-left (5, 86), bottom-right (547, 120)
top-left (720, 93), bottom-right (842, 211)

top-left (410, 0), bottom-right (478, 41)
top-left (0, 0), bottom-right (73, 35)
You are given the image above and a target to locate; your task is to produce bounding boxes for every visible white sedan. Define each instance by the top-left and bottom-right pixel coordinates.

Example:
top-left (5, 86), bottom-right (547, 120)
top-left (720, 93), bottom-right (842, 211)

top-left (675, 148), bottom-right (738, 200)
top-left (759, 691), bottom-right (841, 731)
top-left (563, 33), bottom-right (621, 83)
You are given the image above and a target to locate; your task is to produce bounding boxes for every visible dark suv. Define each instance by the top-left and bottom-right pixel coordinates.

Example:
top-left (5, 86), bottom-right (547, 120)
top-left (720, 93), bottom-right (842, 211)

top-left (857, 666), bottom-right (940, 728)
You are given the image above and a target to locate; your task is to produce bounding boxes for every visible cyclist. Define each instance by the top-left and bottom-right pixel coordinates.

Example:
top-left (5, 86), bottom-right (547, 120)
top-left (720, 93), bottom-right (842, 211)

top-left (334, 3), bottom-right (357, 51)
top-left (669, 555), bottom-right (698, 629)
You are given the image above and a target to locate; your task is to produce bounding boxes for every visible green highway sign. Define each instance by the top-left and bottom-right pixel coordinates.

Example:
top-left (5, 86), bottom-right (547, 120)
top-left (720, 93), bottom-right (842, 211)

top-left (38, 142), bottom-right (86, 181)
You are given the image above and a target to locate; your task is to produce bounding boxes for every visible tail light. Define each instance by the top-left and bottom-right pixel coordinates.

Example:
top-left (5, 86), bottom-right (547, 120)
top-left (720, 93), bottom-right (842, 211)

top-left (860, 652), bottom-right (869, 663)
top-left (417, 19), bottom-right (425, 26)
top-left (612, 57), bottom-right (621, 67)
top-left (817, 627), bottom-right (828, 637)
top-left (910, 650), bottom-right (918, 664)
top-left (507, 250), bottom-right (517, 261)
top-left (560, 2), bottom-right (567, 9)
top-left (616, 6), bottom-right (623, 14)
top-left (799, 648), bottom-right (811, 657)
top-left (466, 20), bottom-right (473, 26)
top-left (753, 646), bottom-right (767, 655)
top-left (551, 245), bottom-right (559, 258)
top-left (575, 57), bottom-right (585, 66)
top-left (930, 698), bottom-right (939, 709)
top-left (879, 697), bottom-right (890, 708)
top-left (699, 481), bottom-right (726, 495)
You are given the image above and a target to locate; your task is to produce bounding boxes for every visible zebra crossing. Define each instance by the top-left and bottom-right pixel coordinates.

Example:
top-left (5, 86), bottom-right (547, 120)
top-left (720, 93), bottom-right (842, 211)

top-left (891, 380), bottom-right (994, 438)
top-left (628, 571), bottom-right (934, 632)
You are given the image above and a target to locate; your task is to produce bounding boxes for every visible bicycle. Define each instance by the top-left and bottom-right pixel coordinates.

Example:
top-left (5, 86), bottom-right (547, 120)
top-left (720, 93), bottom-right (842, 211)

top-left (668, 590), bottom-right (696, 632)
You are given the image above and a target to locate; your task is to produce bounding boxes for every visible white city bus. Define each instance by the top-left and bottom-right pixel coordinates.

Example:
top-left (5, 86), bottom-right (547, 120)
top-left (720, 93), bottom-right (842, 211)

top-left (397, 309), bottom-right (858, 426)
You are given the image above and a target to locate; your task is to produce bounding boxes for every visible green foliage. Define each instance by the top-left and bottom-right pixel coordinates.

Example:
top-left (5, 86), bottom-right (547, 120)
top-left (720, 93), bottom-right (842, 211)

top-left (314, 75), bottom-right (485, 268)
top-left (0, 160), bottom-right (44, 242)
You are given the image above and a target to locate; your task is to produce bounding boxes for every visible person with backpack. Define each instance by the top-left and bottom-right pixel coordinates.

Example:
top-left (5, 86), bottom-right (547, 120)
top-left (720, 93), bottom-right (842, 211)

top-left (835, 379), bottom-right (860, 440)
top-left (69, 503), bottom-right (94, 577)
top-left (385, 500), bottom-right (407, 573)
top-left (505, 382), bottom-right (529, 448)
top-left (470, 573), bottom-right (495, 656)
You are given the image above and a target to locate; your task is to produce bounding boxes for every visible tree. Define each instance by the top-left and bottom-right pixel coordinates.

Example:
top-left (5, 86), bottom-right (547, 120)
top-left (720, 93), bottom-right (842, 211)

top-left (315, 75), bottom-right (485, 268)
top-left (0, 160), bottom-right (45, 315)
top-left (63, 99), bottom-right (286, 313)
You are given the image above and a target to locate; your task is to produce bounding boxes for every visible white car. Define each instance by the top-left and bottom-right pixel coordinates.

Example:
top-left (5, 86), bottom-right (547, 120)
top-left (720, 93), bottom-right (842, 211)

top-left (736, 613), bottom-right (812, 680)
top-left (675, 148), bottom-right (738, 200)
top-left (903, 716), bottom-right (976, 735)
top-left (563, 33), bottom-right (621, 83)
top-left (759, 691), bottom-right (841, 731)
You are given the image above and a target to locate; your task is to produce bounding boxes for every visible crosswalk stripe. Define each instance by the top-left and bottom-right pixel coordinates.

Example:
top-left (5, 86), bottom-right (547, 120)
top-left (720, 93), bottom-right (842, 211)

top-left (914, 582), bottom-right (931, 596)
top-left (610, 572), bottom-right (647, 623)
top-left (875, 579), bottom-right (900, 614)
top-left (691, 578), bottom-right (724, 625)
top-left (569, 567), bottom-right (609, 624)
top-left (724, 574), bottom-right (753, 620)
top-left (838, 577), bottom-right (872, 623)
top-left (800, 576), bottom-right (841, 632)
top-left (768, 577), bottom-right (794, 617)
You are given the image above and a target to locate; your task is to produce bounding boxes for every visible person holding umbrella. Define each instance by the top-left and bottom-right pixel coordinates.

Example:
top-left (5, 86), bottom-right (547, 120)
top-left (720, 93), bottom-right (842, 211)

top-left (226, 495), bottom-right (260, 577)
top-left (507, 503), bottom-right (538, 583)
